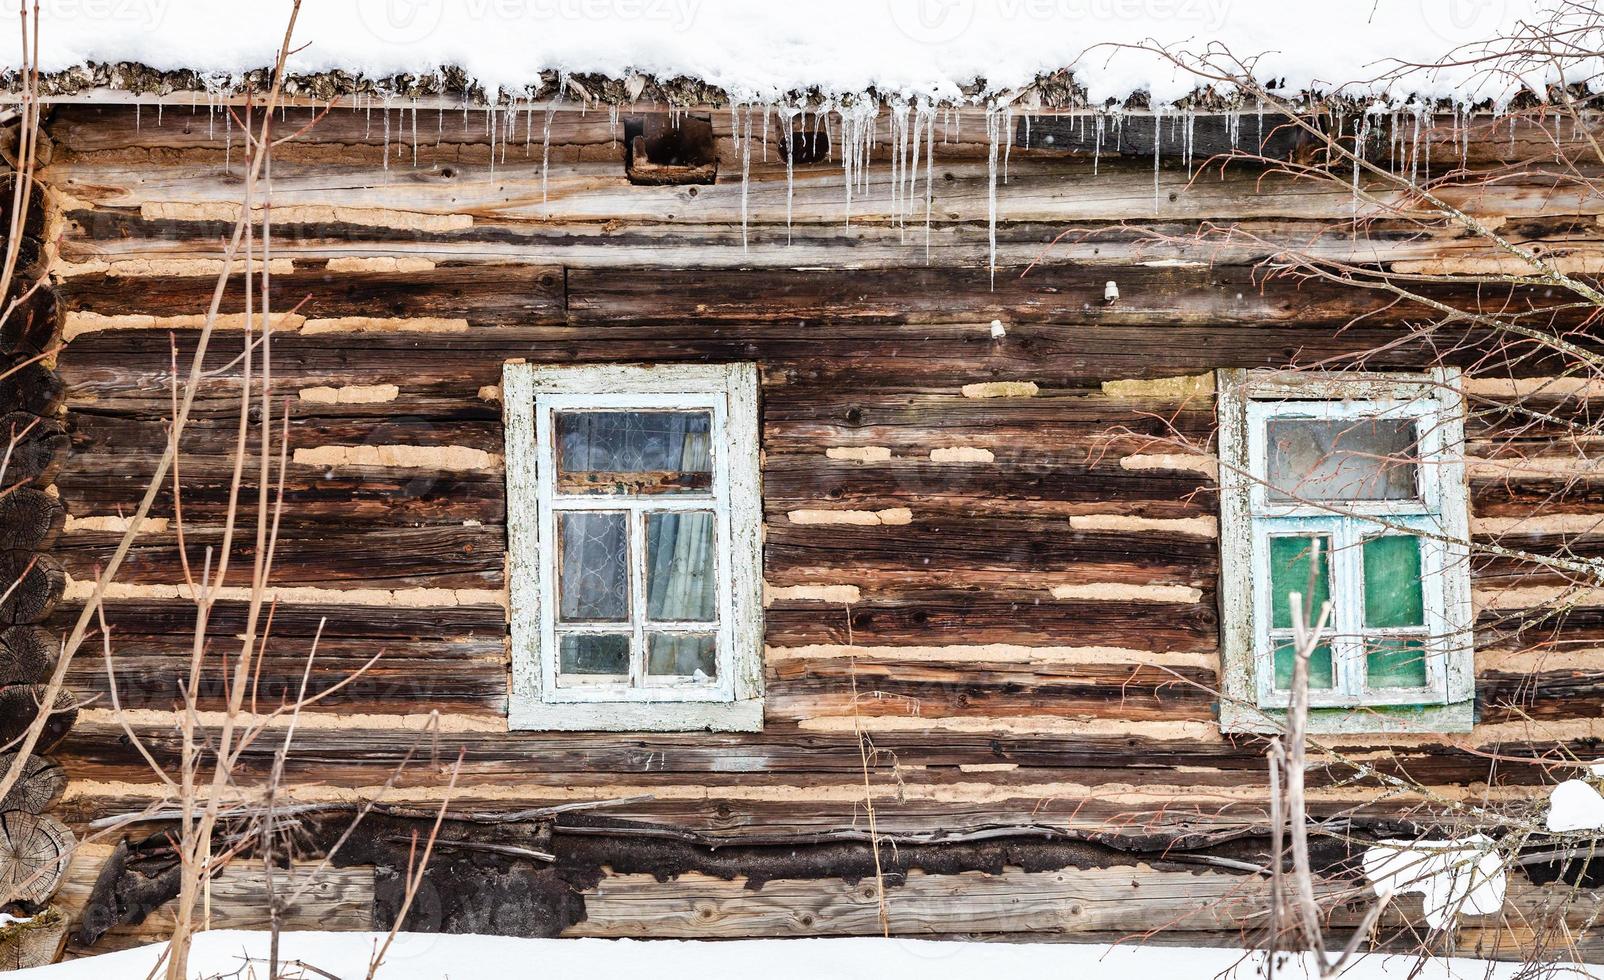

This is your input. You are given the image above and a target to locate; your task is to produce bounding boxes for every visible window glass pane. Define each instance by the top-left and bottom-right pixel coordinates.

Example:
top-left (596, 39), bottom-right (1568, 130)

top-left (646, 511), bottom-right (717, 622)
top-left (1265, 417), bottom-right (1418, 502)
top-left (647, 632), bottom-right (718, 680)
top-left (1367, 638), bottom-right (1428, 688)
top-left (1273, 641), bottom-right (1335, 691)
top-left (558, 633), bottom-right (631, 675)
top-left (558, 511), bottom-right (629, 621)
top-left (1270, 535), bottom-right (1331, 631)
top-left (1363, 535), bottom-right (1425, 628)
top-left (557, 411), bottom-right (712, 495)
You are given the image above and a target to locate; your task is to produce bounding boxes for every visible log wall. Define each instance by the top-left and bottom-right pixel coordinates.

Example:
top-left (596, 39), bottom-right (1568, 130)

top-left (32, 102), bottom-right (1604, 954)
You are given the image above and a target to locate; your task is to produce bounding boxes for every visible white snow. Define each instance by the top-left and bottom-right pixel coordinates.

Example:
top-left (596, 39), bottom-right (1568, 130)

top-left (11, 931), bottom-right (1599, 980)
top-left (1548, 779), bottom-right (1604, 832)
top-left (1362, 834), bottom-right (1506, 931)
top-left (12, 0), bottom-right (1565, 107)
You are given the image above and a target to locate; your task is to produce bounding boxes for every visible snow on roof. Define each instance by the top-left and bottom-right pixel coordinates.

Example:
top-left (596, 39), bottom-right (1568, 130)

top-left (9, 0), bottom-right (1567, 107)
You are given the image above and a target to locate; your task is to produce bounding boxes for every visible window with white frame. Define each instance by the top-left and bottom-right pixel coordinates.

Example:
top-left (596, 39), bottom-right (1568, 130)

top-left (502, 363), bottom-right (763, 732)
top-left (1216, 369), bottom-right (1473, 734)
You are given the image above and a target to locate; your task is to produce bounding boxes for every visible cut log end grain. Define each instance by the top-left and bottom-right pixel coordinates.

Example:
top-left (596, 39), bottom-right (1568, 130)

top-left (0, 812), bottom-right (73, 906)
top-left (0, 627), bottom-right (56, 687)
top-left (0, 904), bottom-right (67, 970)
top-left (0, 687), bottom-right (78, 756)
top-left (0, 754), bottom-right (64, 815)
top-left (0, 489), bottom-right (65, 556)
top-left (0, 555), bottom-right (63, 627)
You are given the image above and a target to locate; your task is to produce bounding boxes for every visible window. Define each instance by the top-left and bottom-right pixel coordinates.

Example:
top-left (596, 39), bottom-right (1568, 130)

top-left (1216, 369), bottom-right (1473, 734)
top-left (503, 363), bottom-right (763, 731)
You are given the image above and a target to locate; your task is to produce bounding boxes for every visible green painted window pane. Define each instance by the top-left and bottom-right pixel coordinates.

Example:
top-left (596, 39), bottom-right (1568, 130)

top-left (1363, 535), bottom-right (1424, 628)
top-left (1367, 638), bottom-right (1428, 688)
top-left (557, 633), bottom-right (631, 675)
top-left (1270, 535), bottom-right (1331, 630)
top-left (1273, 641), bottom-right (1335, 691)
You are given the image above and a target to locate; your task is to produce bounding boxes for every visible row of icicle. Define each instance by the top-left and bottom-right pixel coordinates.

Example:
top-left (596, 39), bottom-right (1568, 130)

top-left (166, 86), bottom-right (1547, 282)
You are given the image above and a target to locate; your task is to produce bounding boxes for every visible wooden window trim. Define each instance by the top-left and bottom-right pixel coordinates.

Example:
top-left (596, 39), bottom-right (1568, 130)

top-left (1216, 368), bottom-right (1473, 735)
top-left (503, 362), bottom-right (764, 732)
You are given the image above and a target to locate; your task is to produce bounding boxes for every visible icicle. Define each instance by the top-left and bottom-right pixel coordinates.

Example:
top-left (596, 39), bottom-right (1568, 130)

top-left (924, 102), bottom-right (935, 263)
top-left (907, 102), bottom-right (925, 235)
top-left (1352, 112), bottom-right (1369, 233)
top-left (739, 105), bottom-right (752, 253)
top-left (1093, 112), bottom-right (1103, 175)
top-left (156, 101), bottom-right (162, 126)
top-left (985, 106), bottom-right (1002, 289)
top-left (1152, 106), bottom-right (1164, 214)
top-left (411, 100), bottom-right (419, 167)
top-left (224, 106), bottom-right (232, 170)
top-left (135, 100), bottom-right (141, 129)
top-left (1408, 104), bottom-right (1421, 187)
top-left (782, 106), bottom-right (797, 245)
top-left (1181, 108), bottom-right (1190, 173)
top-left (1002, 106), bottom-right (1014, 184)
top-left (382, 103), bottom-right (392, 172)
top-left (484, 105), bottom-right (495, 176)
top-left (540, 103), bottom-right (556, 210)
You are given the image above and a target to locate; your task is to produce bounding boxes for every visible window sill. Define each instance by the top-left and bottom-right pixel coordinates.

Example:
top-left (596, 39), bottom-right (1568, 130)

top-left (509, 697), bottom-right (764, 732)
top-left (1219, 699), bottom-right (1473, 735)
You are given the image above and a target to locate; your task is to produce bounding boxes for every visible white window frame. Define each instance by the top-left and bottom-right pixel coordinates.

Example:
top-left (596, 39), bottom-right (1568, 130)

top-left (503, 362), bottom-right (764, 732)
top-left (1217, 368), bottom-right (1473, 734)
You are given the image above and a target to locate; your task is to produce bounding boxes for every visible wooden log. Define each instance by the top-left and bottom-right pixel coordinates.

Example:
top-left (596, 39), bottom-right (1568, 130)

top-left (0, 415), bottom-right (68, 488)
top-left (0, 489), bottom-right (64, 556)
top-left (0, 628), bottom-right (56, 687)
top-left (0, 364), bottom-right (62, 418)
top-left (0, 904), bottom-right (68, 970)
top-left (0, 554), bottom-right (63, 626)
top-left (0, 811), bottom-right (73, 905)
top-left (0, 687), bottom-right (78, 756)
top-left (58, 263), bottom-right (567, 327)
top-left (0, 754), bottom-right (65, 815)
top-left (0, 286), bottom-right (58, 358)
top-left (1020, 112), bottom-right (1308, 160)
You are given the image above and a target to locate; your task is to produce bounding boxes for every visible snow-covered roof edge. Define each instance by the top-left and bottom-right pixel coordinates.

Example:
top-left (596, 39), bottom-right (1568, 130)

top-left (1, 63), bottom-right (1575, 115)
top-left (0, 1), bottom-right (1579, 111)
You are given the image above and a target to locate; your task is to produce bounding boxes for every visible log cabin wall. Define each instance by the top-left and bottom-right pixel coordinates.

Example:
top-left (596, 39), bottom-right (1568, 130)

top-left (29, 101), bottom-right (1604, 953)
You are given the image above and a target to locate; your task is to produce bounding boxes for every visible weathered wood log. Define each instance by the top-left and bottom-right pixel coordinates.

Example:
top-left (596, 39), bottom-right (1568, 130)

top-left (0, 754), bottom-right (65, 815)
top-left (0, 812), bottom-right (73, 905)
top-left (1020, 112), bottom-right (1309, 161)
top-left (0, 904), bottom-right (67, 970)
top-left (0, 628), bottom-right (55, 688)
top-left (0, 286), bottom-right (58, 358)
top-left (0, 554), bottom-right (63, 626)
top-left (0, 490), bottom-right (63, 557)
top-left (0, 687), bottom-right (77, 756)
top-left (0, 364), bottom-right (60, 419)
top-left (75, 838), bottom-right (180, 945)
top-left (0, 415), bottom-right (68, 488)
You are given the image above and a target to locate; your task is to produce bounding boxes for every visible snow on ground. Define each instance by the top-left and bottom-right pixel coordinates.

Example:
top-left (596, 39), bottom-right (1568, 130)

top-left (17, 0), bottom-right (1563, 105)
top-left (1362, 835), bottom-right (1506, 930)
top-left (12, 932), bottom-right (1603, 980)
